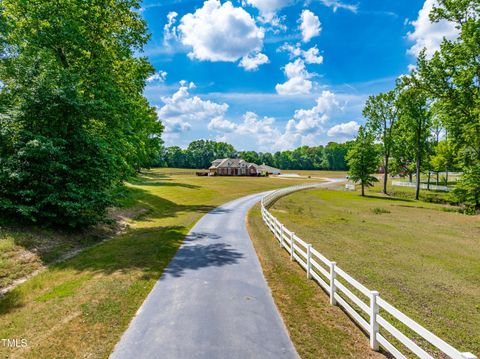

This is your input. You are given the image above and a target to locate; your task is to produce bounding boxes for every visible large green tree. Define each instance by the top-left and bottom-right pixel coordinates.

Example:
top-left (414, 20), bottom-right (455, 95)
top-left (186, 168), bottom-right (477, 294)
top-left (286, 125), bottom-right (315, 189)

top-left (347, 127), bottom-right (379, 196)
top-left (363, 90), bottom-right (398, 194)
top-left (412, 0), bottom-right (480, 209)
top-left (396, 85), bottom-right (432, 200)
top-left (0, 0), bottom-right (162, 227)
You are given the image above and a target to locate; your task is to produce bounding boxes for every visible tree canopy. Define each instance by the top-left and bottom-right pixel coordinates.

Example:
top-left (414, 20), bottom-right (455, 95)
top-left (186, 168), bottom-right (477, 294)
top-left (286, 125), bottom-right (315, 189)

top-left (0, 0), bottom-right (163, 227)
top-left (346, 127), bottom-right (379, 196)
top-left (363, 90), bottom-right (398, 194)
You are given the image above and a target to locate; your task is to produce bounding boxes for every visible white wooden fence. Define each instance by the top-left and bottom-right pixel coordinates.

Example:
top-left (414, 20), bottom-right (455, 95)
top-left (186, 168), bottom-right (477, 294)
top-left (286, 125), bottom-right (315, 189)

top-left (261, 184), bottom-right (477, 359)
top-left (392, 181), bottom-right (452, 192)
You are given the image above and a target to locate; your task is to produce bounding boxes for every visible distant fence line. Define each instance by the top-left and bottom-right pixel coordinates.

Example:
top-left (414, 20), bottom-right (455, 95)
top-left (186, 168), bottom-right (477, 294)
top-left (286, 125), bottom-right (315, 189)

top-left (260, 184), bottom-right (476, 359)
top-left (391, 181), bottom-right (453, 192)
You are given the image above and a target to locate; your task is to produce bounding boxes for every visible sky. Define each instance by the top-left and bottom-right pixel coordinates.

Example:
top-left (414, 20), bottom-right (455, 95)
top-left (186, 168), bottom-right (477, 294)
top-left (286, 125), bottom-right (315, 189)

top-left (139, 0), bottom-right (458, 151)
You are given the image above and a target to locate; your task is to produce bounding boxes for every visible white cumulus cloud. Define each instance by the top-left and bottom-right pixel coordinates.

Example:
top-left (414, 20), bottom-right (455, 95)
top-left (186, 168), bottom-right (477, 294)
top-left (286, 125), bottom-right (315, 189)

top-left (208, 117), bottom-right (237, 132)
top-left (287, 90), bottom-right (340, 134)
top-left (178, 0), bottom-right (265, 62)
top-left (327, 121), bottom-right (360, 137)
top-left (164, 11), bottom-right (179, 44)
top-left (147, 71), bottom-right (168, 83)
top-left (158, 81), bottom-right (229, 142)
top-left (303, 46), bottom-right (324, 64)
top-left (299, 10), bottom-right (321, 43)
top-left (407, 0), bottom-right (458, 58)
top-left (206, 91), bottom-right (348, 151)
top-left (279, 43), bottom-right (324, 64)
top-left (208, 111), bottom-right (282, 151)
top-left (239, 52), bottom-right (270, 71)
top-left (243, 0), bottom-right (294, 21)
top-left (275, 59), bottom-right (314, 95)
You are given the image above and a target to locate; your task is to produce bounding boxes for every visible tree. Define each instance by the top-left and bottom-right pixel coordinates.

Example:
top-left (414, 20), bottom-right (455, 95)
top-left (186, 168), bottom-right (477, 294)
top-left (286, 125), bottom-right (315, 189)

top-left (325, 142), bottom-right (351, 170)
top-left (0, 0), bottom-right (162, 227)
top-left (396, 85), bottom-right (432, 200)
top-left (259, 152), bottom-right (274, 166)
top-left (412, 0), bottom-right (480, 208)
top-left (363, 90), bottom-right (398, 194)
top-left (430, 139), bottom-right (456, 185)
top-left (239, 151), bottom-right (260, 164)
top-left (164, 146), bottom-right (188, 168)
top-left (453, 166), bottom-right (480, 213)
top-left (347, 127), bottom-right (379, 196)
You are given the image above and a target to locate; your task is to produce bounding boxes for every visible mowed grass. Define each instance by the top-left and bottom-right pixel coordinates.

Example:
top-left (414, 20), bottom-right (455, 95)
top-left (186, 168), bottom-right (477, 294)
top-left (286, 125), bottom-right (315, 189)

top-left (0, 226), bottom-right (114, 293)
top-left (282, 170), bottom-right (348, 179)
top-left (0, 168), bottom-right (320, 359)
top-left (263, 188), bottom-right (480, 356)
top-left (247, 204), bottom-right (385, 359)
top-left (368, 177), bottom-right (457, 206)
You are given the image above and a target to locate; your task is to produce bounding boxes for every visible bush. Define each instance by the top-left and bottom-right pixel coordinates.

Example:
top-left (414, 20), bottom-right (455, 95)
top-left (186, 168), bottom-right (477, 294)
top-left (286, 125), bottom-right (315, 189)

top-left (0, 133), bottom-right (118, 228)
top-left (452, 165), bottom-right (480, 215)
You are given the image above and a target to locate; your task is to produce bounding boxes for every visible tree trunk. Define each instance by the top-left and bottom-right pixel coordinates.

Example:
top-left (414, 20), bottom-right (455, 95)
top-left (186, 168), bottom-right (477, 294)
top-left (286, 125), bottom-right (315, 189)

top-left (427, 171), bottom-right (431, 191)
top-left (361, 182), bottom-right (365, 196)
top-left (409, 172), bottom-right (413, 182)
top-left (383, 155), bottom-right (389, 195)
top-left (415, 155), bottom-right (421, 200)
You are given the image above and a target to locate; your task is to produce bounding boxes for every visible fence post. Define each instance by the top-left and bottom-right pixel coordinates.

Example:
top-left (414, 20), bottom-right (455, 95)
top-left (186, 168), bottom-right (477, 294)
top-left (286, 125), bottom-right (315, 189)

top-left (369, 291), bottom-right (380, 351)
top-left (280, 224), bottom-right (284, 248)
top-left (290, 232), bottom-right (295, 261)
top-left (306, 244), bottom-right (312, 279)
top-left (329, 261), bottom-right (337, 305)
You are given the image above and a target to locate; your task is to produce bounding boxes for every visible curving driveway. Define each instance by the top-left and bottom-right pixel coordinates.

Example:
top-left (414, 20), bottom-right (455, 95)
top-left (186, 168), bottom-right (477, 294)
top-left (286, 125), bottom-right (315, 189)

top-left (111, 181), bottom-right (340, 359)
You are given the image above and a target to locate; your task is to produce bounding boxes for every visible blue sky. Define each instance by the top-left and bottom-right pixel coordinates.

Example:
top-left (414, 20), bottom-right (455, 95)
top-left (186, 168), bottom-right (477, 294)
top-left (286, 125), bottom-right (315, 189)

top-left (139, 0), bottom-right (457, 151)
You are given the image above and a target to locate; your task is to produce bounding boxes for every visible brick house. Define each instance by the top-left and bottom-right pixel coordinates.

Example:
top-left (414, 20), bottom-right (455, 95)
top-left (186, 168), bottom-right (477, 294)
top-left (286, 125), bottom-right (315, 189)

top-left (208, 159), bottom-right (281, 176)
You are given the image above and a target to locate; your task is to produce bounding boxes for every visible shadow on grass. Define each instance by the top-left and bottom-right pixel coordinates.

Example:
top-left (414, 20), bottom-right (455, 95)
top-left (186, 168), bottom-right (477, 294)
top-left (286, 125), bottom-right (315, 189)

top-left (0, 179), bottom-right (224, 315)
top-left (363, 194), bottom-right (413, 203)
top-left (0, 291), bottom-right (24, 315)
top-left (2, 184), bottom-right (211, 270)
top-left (130, 180), bottom-right (200, 189)
top-left (0, 225), bottom-right (187, 315)
top-left (124, 186), bottom-right (215, 223)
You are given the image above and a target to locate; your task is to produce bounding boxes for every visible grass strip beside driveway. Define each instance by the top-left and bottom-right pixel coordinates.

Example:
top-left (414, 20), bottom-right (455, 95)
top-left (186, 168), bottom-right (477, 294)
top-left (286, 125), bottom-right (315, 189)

top-left (0, 169), bottom-right (318, 359)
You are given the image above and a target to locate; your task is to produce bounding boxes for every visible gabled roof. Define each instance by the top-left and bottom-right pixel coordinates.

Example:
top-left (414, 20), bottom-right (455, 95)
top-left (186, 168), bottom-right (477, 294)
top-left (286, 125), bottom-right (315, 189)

top-left (209, 158), bottom-right (280, 173)
top-left (209, 158), bottom-right (249, 169)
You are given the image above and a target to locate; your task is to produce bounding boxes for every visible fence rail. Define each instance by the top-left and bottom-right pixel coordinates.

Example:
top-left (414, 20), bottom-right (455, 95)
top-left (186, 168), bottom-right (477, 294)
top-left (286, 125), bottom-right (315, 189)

top-left (260, 184), bottom-right (476, 359)
top-left (391, 181), bottom-right (452, 192)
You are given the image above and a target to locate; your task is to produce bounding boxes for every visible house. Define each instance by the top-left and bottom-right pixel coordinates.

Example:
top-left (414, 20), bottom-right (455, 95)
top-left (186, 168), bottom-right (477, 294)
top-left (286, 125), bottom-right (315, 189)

top-left (209, 158), bottom-right (281, 176)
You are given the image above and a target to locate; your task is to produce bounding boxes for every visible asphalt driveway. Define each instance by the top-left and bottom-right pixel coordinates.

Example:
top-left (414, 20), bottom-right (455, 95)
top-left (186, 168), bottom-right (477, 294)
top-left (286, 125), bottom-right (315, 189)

top-left (110, 191), bottom-right (299, 359)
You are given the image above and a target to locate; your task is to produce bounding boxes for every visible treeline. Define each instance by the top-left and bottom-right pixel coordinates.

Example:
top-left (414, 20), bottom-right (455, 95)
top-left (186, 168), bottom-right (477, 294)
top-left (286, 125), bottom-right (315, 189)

top-left (0, 1), bottom-right (162, 227)
top-left (347, 0), bottom-right (479, 212)
top-left (156, 140), bottom-right (352, 171)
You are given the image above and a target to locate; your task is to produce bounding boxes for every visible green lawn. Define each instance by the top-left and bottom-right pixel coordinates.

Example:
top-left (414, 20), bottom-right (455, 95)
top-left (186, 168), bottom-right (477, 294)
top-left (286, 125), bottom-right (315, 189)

top-left (247, 204), bottom-right (385, 359)
top-left (368, 176), bottom-right (457, 205)
top-left (282, 169), bottom-right (348, 179)
top-left (260, 187), bottom-right (480, 357)
top-left (0, 225), bottom-right (117, 294)
top-left (0, 168), bottom-right (323, 359)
